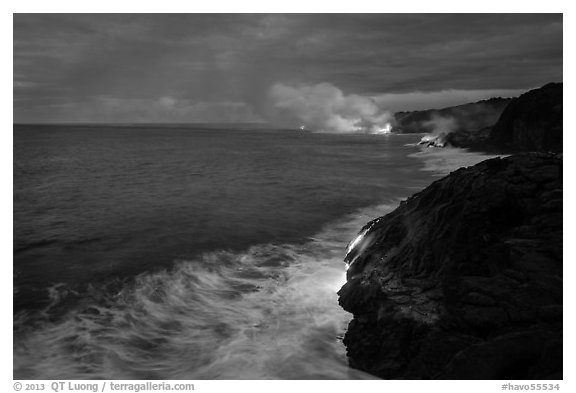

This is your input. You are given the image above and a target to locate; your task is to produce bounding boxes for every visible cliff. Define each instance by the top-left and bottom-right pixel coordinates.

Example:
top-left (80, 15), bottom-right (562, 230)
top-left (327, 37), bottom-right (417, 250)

top-left (487, 83), bottom-right (562, 152)
top-left (394, 97), bottom-right (512, 135)
top-left (435, 83), bottom-right (562, 152)
top-left (338, 153), bottom-right (562, 379)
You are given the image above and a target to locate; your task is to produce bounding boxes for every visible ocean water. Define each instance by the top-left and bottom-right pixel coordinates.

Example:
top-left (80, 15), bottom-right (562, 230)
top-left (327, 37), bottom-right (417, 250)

top-left (13, 124), bottom-right (497, 379)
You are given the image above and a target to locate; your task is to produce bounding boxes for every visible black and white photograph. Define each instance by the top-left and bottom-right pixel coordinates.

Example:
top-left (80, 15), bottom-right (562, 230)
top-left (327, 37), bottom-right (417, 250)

top-left (12, 10), bottom-right (564, 384)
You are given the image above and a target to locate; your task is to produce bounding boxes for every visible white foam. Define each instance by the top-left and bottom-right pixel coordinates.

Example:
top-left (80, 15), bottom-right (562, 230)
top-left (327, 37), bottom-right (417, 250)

top-left (410, 146), bottom-right (501, 176)
top-left (14, 204), bottom-right (398, 380)
top-left (14, 145), bottom-right (493, 380)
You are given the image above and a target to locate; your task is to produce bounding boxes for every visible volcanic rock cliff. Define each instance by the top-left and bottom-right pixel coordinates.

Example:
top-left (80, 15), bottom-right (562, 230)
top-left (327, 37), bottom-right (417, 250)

top-left (394, 97), bottom-right (512, 135)
top-left (487, 83), bottom-right (562, 153)
top-left (445, 83), bottom-right (562, 152)
top-left (338, 153), bottom-right (562, 379)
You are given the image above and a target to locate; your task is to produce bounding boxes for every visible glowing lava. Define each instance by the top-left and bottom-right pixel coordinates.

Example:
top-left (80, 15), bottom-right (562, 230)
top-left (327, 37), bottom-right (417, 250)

top-left (371, 123), bottom-right (392, 134)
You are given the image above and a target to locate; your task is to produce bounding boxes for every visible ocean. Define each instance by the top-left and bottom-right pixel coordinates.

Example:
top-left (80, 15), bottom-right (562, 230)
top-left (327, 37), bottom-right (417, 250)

top-left (13, 124), bottom-right (497, 379)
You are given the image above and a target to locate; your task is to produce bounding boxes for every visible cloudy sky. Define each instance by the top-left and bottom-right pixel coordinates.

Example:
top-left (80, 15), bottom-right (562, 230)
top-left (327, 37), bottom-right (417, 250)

top-left (13, 14), bottom-right (562, 124)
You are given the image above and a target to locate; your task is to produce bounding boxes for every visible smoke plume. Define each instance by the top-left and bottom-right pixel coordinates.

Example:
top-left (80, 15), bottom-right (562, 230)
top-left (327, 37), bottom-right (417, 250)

top-left (269, 82), bottom-right (392, 133)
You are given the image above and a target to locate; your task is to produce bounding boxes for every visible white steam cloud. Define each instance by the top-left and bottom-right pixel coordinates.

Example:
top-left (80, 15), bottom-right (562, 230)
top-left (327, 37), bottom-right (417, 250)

top-left (269, 82), bottom-right (393, 134)
top-left (423, 115), bottom-right (458, 136)
top-left (418, 115), bottom-right (458, 147)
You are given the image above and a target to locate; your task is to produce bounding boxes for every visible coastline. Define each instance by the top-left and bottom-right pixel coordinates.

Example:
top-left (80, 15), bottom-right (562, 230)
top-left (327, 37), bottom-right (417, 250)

top-left (337, 150), bottom-right (562, 379)
top-left (409, 144), bottom-right (501, 177)
top-left (14, 137), bottom-right (495, 380)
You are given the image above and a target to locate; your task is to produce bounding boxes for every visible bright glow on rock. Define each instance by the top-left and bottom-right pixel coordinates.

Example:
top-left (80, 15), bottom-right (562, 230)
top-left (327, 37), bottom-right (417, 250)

top-left (331, 271), bottom-right (348, 291)
top-left (347, 228), bottom-right (368, 254)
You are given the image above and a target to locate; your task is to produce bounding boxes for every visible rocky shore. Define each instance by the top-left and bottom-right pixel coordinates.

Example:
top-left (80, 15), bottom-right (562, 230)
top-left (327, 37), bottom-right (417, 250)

top-left (338, 153), bottom-right (562, 379)
top-left (424, 83), bottom-right (563, 152)
top-left (394, 97), bottom-right (511, 135)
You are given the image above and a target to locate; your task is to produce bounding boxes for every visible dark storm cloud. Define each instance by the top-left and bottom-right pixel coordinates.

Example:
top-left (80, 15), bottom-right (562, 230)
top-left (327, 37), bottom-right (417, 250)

top-left (13, 14), bottom-right (562, 123)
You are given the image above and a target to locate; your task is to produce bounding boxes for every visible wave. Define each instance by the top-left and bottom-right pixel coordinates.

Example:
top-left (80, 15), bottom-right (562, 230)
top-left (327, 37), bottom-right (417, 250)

top-left (14, 203), bottom-right (399, 380)
top-left (14, 236), bottom-right (106, 254)
top-left (14, 143), bottom-right (497, 380)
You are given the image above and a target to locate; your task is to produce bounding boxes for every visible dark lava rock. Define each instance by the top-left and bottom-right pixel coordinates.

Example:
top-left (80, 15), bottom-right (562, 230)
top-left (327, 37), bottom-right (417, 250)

top-left (410, 83), bottom-right (562, 153)
top-left (394, 97), bottom-right (511, 134)
top-left (488, 83), bottom-right (562, 153)
top-left (445, 126), bottom-right (493, 149)
top-left (338, 153), bottom-right (562, 379)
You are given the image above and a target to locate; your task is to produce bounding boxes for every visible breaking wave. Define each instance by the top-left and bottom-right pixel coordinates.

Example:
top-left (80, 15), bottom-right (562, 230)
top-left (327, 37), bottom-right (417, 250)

top-left (14, 203), bottom-right (400, 380)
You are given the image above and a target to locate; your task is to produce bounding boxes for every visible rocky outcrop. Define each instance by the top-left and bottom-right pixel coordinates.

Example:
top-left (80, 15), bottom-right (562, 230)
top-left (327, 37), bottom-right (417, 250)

top-left (409, 83), bottom-right (562, 153)
top-left (394, 97), bottom-right (512, 134)
top-left (444, 126), bottom-right (493, 149)
top-left (338, 153), bottom-right (562, 379)
top-left (488, 83), bottom-right (562, 153)
top-left (445, 83), bottom-right (562, 152)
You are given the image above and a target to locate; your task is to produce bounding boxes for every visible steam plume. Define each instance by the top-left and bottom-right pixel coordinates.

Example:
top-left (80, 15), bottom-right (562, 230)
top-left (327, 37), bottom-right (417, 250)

top-left (418, 115), bottom-right (457, 147)
top-left (269, 82), bottom-right (392, 133)
top-left (423, 115), bottom-right (458, 136)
